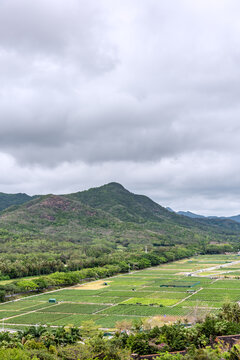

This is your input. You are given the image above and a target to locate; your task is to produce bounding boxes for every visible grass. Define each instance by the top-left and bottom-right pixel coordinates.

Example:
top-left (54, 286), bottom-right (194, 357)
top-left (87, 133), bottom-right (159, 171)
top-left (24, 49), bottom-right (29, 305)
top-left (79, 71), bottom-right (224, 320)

top-left (142, 286), bottom-right (188, 292)
top-left (41, 303), bottom-right (108, 314)
top-left (33, 289), bottom-right (103, 300)
top-left (0, 311), bottom-right (20, 320)
top-left (98, 291), bottom-right (156, 298)
top-left (124, 298), bottom-right (179, 306)
top-left (206, 280), bottom-right (240, 289)
top-left (183, 300), bottom-right (223, 308)
top-left (0, 301), bottom-right (53, 311)
top-left (5, 312), bottom-right (71, 325)
top-left (50, 314), bottom-right (104, 326)
top-left (101, 304), bottom-right (190, 316)
top-left (188, 289), bottom-right (240, 302)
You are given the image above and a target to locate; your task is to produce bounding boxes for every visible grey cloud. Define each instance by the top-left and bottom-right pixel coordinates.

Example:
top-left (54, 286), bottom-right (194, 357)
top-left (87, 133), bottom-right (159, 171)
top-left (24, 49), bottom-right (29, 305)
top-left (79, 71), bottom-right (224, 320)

top-left (0, 0), bottom-right (118, 74)
top-left (1, 151), bottom-right (240, 216)
top-left (1, 0), bottom-right (240, 214)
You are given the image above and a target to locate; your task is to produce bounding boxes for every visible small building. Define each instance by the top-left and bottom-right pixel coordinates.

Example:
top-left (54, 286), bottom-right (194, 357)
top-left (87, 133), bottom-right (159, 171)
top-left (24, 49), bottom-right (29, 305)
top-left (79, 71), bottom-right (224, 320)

top-left (48, 298), bottom-right (57, 304)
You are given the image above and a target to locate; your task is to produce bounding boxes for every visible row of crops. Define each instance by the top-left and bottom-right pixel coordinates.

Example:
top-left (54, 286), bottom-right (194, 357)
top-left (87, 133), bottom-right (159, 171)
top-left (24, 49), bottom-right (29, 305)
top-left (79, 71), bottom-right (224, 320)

top-left (0, 254), bottom-right (240, 329)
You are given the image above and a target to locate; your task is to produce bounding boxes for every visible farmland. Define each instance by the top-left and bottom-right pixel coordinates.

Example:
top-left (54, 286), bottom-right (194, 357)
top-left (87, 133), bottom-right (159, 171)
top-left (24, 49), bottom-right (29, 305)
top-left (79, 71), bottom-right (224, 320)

top-left (1, 254), bottom-right (240, 330)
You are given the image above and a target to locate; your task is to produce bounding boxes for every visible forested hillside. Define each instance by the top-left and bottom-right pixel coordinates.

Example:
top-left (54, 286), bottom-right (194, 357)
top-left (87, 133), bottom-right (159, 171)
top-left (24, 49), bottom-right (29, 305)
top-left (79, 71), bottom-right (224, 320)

top-left (0, 192), bottom-right (34, 211)
top-left (68, 182), bottom-right (240, 232)
top-left (0, 182), bottom-right (238, 279)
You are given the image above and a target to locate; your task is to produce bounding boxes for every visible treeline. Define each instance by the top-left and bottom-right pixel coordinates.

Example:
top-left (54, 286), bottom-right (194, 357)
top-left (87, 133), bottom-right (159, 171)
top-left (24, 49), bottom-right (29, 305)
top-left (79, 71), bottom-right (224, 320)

top-left (0, 246), bottom-right (194, 300)
top-left (205, 243), bottom-right (233, 254)
top-left (0, 245), bottom-right (195, 280)
top-left (1, 303), bottom-right (240, 359)
top-left (0, 243), bottom-right (234, 300)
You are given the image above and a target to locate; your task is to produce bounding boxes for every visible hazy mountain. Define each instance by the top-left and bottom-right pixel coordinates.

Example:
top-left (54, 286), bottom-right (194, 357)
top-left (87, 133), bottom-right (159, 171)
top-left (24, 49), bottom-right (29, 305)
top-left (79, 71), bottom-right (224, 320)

top-left (178, 211), bottom-right (205, 219)
top-left (176, 209), bottom-right (240, 224)
top-left (229, 215), bottom-right (240, 223)
top-left (166, 207), bottom-right (175, 212)
top-left (0, 192), bottom-right (34, 212)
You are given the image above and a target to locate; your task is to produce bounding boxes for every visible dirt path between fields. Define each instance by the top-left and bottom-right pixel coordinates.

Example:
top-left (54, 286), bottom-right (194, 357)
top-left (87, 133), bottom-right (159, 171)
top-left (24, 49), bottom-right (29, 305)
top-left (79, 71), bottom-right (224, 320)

top-left (0, 303), bottom-right (59, 322)
top-left (171, 287), bottom-right (203, 307)
top-left (187, 259), bottom-right (240, 277)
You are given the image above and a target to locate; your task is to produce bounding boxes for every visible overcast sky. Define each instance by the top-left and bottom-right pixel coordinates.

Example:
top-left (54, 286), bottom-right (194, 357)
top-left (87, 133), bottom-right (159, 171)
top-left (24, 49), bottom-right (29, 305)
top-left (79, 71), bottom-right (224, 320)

top-left (1, 0), bottom-right (240, 216)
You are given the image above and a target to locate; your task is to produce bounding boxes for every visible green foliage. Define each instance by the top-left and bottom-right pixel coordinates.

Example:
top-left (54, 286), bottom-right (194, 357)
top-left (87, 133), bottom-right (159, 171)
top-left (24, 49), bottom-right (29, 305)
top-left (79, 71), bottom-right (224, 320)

top-left (127, 332), bottom-right (154, 354)
top-left (43, 303), bottom-right (108, 314)
top-left (0, 192), bottom-right (34, 212)
top-left (2, 302), bottom-right (240, 359)
top-left (0, 348), bottom-right (32, 360)
top-left (218, 302), bottom-right (240, 323)
top-left (0, 182), bottom-right (237, 286)
top-left (16, 280), bottom-right (38, 291)
top-left (156, 353), bottom-right (183, 359)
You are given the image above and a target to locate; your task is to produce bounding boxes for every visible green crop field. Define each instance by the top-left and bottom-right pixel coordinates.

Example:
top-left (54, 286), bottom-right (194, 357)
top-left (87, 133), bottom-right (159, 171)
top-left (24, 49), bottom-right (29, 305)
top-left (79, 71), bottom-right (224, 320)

top-left (1, 254), bottom-right (240, 330)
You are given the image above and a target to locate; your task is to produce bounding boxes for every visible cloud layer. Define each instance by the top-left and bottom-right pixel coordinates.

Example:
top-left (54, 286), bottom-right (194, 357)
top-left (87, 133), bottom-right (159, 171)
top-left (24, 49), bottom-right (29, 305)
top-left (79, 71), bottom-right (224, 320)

top-left (1, 0), bottom-right (240, 215)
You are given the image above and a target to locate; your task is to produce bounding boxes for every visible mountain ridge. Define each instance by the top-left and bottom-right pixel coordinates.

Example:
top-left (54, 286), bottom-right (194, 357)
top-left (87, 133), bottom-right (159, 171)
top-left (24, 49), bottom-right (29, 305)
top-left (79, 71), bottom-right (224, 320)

top-left (1, 182), bottom-right (240, 232)
top-left (1, 183), bottom-right (239, 225)
top-left (0, 182), bottom-right (238, 260)
top-left (0, 192), bottom-right (34, 212)
top-left (176, 209), bottom-right (240, 224)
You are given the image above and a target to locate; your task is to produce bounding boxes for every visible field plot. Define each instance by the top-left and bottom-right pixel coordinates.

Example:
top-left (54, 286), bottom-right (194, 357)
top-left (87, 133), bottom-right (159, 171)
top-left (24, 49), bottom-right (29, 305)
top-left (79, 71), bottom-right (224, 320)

top-left (2, 254), bottom-right (240, 330)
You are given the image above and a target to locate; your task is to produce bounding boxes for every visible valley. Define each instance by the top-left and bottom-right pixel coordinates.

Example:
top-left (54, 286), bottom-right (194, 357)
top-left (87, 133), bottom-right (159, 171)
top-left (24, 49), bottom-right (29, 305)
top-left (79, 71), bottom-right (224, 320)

top-left (1, 254), bottom-right (240, 331)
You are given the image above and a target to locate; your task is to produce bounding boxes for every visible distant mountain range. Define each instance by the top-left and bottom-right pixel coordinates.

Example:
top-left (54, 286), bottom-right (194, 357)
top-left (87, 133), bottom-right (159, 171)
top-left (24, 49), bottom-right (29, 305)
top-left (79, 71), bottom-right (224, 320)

top-left (0, 188), bottom-right (239, 224)
top-left (0, 192), bottom-right (35, 212)
top-left (172, 209), bottom-right (240, 224)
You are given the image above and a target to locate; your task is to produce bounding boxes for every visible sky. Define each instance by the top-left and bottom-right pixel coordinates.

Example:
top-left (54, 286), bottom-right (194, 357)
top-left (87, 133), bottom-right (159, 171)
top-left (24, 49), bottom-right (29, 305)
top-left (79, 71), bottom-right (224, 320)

top-left (1, 0), bottom-right (240, 216)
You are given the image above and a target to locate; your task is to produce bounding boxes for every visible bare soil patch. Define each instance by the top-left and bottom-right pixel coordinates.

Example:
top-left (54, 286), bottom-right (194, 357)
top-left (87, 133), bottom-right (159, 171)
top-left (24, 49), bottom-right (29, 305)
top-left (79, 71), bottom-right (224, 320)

top-left (73, 280), bottom-right (112, 290)
top-left (146, 315), bottom-right (185, 327)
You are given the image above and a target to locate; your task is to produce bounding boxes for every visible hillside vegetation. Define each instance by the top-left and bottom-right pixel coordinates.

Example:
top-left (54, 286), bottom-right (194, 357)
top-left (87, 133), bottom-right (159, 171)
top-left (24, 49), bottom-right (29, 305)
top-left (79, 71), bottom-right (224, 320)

top-left (0, 192), bottom-right (34, 211)
top-left (0, 182), bottom-right (238, 279)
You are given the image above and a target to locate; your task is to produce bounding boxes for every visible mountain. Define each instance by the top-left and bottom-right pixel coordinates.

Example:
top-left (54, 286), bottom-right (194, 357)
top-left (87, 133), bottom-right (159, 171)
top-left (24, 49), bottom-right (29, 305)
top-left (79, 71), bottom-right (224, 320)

top-left (67, 183), bottom-right (240, 233)
top-left (0, 193), bottom-right (120, 239)
top-left (0, 192), bottom-right (34, 212)
top-left (176, 209), bottom-right (240, 224)
top-left (178, 211), bottom-right (205, 219)
top-left (229, 215), bottom-right (240, 223)
top-left (67, 182), bottom-right (184, 223)
top-left (0, 182), bottom-right (239, 255)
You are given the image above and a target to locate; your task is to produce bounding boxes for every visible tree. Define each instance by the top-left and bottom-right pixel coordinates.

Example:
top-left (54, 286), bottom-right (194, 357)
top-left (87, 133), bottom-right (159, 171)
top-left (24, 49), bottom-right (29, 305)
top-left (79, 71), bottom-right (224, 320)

top-left (115, 319), bottom-right (133, 332)
top-left (16, 280), bottom-right (37, 292)
top-left (0, 290), bottom-right (5, 302)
